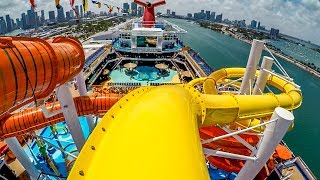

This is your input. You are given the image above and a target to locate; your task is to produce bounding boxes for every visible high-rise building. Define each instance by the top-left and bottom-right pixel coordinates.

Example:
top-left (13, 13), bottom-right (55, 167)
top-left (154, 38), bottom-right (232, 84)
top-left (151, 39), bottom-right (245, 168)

top-left (75, 5), bottom-right (80, 16)
top-left (0, 17), bottom-right (7, 34)
top-left (66, 11), bottom-right (71, 20)
top-left (49, 11), bottom-right (55, 22)
top-left (187, 13), bottom-right (192, 18)
top-left (21, 13), bottom-right (27, 29)
top-left (257, 22), bottom-right (261, 29)
top-left (27, 7), bottom-right (37, 28)
top-left (270, 28), bottom-right (279, 39)
top-left (138, 6), bottom-right (143, 17)
top-left (210, 12), bottom-right (215, 22)
top-left (206, 11), bottom-right (210, 20)
top-left (250, 20), bottom-right (257, 29)
top-left (215, 13), bottom-right (223, 23)
top-left (57, 7), bottom-right (65, 22)
top-left (11, 19), bottom-right (15, 29)
top-left (131, 2), bottom-right (137, 16)
top-left (87, 11), bottom-right (92, 18)
top-left (41, 10), bottom-right (45, 23)
top-left (166, 9), bottom-right (170, 15)
top-left (194, 13), bottom-right (199, 20)
top-left (199, 10), bottom-right (205, 19)
top-left (80, 5), bottom-right (84, 17)
top-left (5, 15), bottom-right (12, 31)
top-left (123, 3), bottom-right (129, 13)
top-left (69, 10), bottom-right (74, 18)
top-left (16, 18), bottom-right (21, 28)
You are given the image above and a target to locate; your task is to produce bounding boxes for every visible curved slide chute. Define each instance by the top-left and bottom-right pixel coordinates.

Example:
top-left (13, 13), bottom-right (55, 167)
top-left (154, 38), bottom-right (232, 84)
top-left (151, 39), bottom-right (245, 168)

top-left (69, 67), bottom-right (302, 179)
top-left (189, 68), bottom-right (302, 127)
top-left (0, 36), bottom-right (84, 120)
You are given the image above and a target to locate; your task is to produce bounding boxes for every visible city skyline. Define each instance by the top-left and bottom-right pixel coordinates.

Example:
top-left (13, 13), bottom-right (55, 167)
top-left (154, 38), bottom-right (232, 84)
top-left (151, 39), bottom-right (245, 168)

top-left (0, 0), bottom-right (319, 44)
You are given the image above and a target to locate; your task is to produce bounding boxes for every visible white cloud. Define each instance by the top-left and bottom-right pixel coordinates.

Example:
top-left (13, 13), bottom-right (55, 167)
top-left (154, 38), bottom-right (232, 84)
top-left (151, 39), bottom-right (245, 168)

top-left (0, 0), bottom-right (319, 45)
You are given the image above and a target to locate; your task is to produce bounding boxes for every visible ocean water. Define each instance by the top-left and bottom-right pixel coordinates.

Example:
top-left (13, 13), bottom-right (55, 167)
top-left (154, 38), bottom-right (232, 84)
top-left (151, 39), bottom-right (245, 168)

top-left (167, 18), bottom-right (320, 177)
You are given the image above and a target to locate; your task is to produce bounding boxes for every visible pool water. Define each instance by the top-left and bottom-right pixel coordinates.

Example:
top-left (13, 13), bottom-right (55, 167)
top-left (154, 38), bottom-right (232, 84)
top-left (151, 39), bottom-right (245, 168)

top-left (110, 66), bottom-right (178, 85)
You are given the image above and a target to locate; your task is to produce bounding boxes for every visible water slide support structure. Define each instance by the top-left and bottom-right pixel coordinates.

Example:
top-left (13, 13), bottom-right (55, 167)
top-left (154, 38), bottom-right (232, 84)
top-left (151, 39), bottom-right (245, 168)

top-left (76, 71), bottom-right (95, 133)
top-left (253, 56), bottom-right (274, 95)
top-left (56, 84), bottom-right (85, 151)
top-left (235, 107), bottom-right (294, 180)
top-left (239, 39), bottom-right (264, 95)
top-left (4, 137), bottom-right (40, 179)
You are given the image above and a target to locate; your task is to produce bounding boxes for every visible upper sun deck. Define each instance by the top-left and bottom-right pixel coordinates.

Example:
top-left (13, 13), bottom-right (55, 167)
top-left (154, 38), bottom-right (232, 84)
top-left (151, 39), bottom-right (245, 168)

top-left (110, 18), bottom-right (187, 53)
top-left (110, 18), bottom-right (187, 33)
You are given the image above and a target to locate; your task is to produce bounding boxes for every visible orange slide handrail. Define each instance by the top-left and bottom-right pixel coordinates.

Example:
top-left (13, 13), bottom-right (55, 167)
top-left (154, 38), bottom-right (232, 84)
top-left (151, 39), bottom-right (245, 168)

top-left (0, 93), bottom-right (123, 139)
top-left (0, 36), bottom-right (85, 120)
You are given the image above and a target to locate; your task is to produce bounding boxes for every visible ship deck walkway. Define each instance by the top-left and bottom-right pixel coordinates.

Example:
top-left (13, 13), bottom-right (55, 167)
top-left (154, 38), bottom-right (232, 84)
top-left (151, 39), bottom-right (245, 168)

top-left (184, 48), bottom-right (214, 76)
top-left (183, 50), bottom-right (208, 77)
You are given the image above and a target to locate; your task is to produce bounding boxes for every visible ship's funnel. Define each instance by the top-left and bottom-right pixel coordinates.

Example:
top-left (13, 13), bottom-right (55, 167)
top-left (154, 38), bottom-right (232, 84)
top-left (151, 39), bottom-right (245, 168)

top-left (0, 36), bottom-right (84, 119)
top-left (134, 0), bottom-right (166, 28)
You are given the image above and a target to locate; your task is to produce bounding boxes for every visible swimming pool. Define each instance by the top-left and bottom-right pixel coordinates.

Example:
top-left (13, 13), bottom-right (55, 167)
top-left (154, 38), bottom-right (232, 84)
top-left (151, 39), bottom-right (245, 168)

top-left (109, 66), bottom-right (178, 86)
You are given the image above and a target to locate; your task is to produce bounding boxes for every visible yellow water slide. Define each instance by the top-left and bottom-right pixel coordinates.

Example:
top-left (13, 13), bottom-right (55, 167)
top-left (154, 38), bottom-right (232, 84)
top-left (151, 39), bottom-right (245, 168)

top-left (68, 68), bottom-right (302, 180)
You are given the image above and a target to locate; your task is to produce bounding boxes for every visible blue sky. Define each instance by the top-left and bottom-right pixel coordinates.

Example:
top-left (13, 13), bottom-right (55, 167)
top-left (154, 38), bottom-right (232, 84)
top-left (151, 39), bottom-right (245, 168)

top-left (0, 0), bottom-right (319, 45)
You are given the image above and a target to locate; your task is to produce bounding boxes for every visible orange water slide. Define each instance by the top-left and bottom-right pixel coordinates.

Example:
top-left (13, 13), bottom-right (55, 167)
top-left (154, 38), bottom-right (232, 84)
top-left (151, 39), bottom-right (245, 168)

top-left (0, 36), bottom-right (84, 120)
top-left (0, 93), bottom-right (123, 139)
top-left (200, 126), bottom-right (291, 177)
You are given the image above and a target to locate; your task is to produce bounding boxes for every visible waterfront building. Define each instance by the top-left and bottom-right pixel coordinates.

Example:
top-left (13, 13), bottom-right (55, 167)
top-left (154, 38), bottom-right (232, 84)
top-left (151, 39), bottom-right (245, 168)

top-left (215, 13), bottom-right (223, 23)
top-left (172, 12), bottom-right (176, 16)
top-left (16, 18), bottom-right (21, 28)
top-left (187, 13), bottom-right (192, 18)
top-left (27, 7), bottom-right (37, 28)
top-left (250, 20), bottom-right (257, 29)
top-left (167, 9), bottom-right (170, 15)
top-left (131, 2), bottom-right (137, 16)
top-left (75, 5), bottom-right (80, 16)
top-left (199, 10), bottom-right (206, 19)
top-left (270, 28), bottom-right (280, 39)
top-left (194, 13), bottom-right (199, 20)
top-left (80, 5), bottom-right (84, 17)
top-left (210, 12), bottom-right (215, 22)
top-left (123, 3), bottom-right (130, 13)
top-left (206, 11), bottom-right (210, 20)
top-left (21, 13), bottom-right (27, 29)
top-left (49, 11), bottom-right (55, 22)
top-left (11, 19), bottom-right (15, 29)
top-left (5, 15), bottom-right (12, 31)
top-left (70, 10), bottom-right (75, 18)
top-left (66, 11), bottom-right (71, 20)
top-left (0, 17), bottom-right (7, 34)
top-left (41, 10), bottom-right (45, 24)
top-left (57, 7), bottom-right (65, 22)
top-left (87, 11), bottom-right (92, 18)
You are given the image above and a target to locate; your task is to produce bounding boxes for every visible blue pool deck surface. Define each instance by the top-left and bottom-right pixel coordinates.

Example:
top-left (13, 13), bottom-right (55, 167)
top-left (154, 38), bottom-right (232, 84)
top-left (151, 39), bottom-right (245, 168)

top-left (23, 117), bottom-right (91, 178)
top-left (109, 66), bottom-right (178, 86)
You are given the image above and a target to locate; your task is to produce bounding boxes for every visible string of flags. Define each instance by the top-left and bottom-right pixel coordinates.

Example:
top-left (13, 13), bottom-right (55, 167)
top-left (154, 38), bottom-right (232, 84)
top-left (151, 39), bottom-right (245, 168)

top-left (29, 0), bottom-right (137, 16)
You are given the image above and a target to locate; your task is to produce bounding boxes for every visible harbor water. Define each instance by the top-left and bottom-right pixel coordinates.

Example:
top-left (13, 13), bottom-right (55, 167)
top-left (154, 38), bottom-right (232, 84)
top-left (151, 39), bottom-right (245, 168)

top-left (167, 18), bottom-right (320, 177)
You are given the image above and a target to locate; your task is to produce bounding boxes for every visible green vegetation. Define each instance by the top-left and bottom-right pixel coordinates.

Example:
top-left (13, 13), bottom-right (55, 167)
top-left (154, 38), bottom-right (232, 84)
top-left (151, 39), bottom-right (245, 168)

top-left (235, 28), bottom-right (268, 40)
top-left (62, 18), bottom-right (126, 40)
top-left (198, 21), bottom-right (223, 32)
